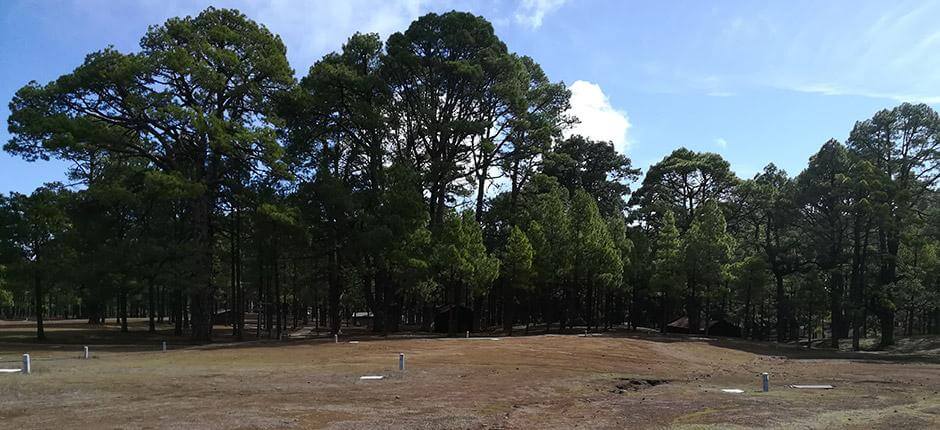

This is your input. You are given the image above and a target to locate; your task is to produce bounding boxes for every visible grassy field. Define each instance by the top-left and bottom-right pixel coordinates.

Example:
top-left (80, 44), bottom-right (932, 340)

top-left (1, 320), bottom-right (938, 429)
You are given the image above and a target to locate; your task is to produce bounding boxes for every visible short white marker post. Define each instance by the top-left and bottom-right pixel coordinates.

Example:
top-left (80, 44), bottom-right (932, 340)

top-left (162, 341), bottom-right (167, 352)
top-left (22, 354), bottom-right (30, 375)
top-left (334, 334), bottom-right (338, 344)
top-left (399, 353), bottom-right (405, 371)
top-left (83, 346), bottom-right (89, 359)
top-left (761, 372), bottom-right (769, 392)
top-left (466, 330), bottom-right (469, 339)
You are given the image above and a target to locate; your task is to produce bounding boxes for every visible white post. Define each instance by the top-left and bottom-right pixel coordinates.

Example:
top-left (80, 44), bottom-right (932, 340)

top-left (83, 346), bottom-right (89, 359)
top-left (162, 341), bottom-right (167, 352)
top-left (399, 353), bottom-right (405, 371)
top-left (334, 334), bottom-right (338, 344)
top-left (761, 372), bottom-right (769, 392)
top-left (21, 353), bottom-right (30, 374)
top-left (466, 330), bottom-right (469, 339)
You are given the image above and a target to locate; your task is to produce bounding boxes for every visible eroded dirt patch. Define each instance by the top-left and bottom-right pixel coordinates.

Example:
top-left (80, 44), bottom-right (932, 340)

top-left (612, 377), bottom-right (671, 393)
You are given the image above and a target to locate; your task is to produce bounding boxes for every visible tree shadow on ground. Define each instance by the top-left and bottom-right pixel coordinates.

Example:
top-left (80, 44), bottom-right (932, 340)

top-left (0, 319), bottom-right (209, 354)
top-left (3, 319), bottom-right (937, 365)
top-left (591, 328), bottom-right (940, 365)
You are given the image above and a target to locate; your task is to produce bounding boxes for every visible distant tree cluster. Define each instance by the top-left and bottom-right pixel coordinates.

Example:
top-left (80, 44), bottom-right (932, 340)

top-left (2, 8), bottom-right (938, 347)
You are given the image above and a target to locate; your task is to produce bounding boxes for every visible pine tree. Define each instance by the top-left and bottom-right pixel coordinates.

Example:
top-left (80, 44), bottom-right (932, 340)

top-left (683, 200), bottom-right (734, 335)
top-left (569, 189), bottom-right (621, 331)
top-left (651, 211), bottom-right (683, 332)
top-left (433, 210), bottom-right (499, 336)
top-left (501, 226), bottom-right (534, 334)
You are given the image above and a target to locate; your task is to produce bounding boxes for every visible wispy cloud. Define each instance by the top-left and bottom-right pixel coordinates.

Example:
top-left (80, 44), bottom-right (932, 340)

top-left (645, 2), bottom-right (940, 104)
top-left (714, 138), bottom-right (728, 149)
top-left (515, 0), bottom-right (567, 29)
top-left (765, 3), bottom-right (940, 103)
top-left (564, 80), bottom-right (632, 153)
top-left (786, 82), bottom-right (940, 104)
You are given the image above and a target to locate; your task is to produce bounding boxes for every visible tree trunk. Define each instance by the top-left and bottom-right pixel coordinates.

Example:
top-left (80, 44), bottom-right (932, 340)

top-left (927, 308), bottom-right (940, 334)
top-left (503, 281), bottom-right (514, 336)
top-left (807, 311), bottom-right (814, 348)
top-left (906, 302), bottom-right (915, 337)
top-left (120, 287), bottom-right (128, 333)
top-left (660, 293), bottom-right (668, 334)
top-left (849, 217), bottom-right (870, 351)
top-left (328, 248), bottom-right (342, 335)
top-left (189, 289), bottom-right (211, 342)
top-left (686, 271), bottom-right (701, 333)
top-left (189, 191), bottom-right (215, 342)
top-left (34, 273), bottom-right (45, 341)
top-left (879, 309), bottom-right (895, 347)
top-left (774, 271), bottom-right (787, 342)
top-left (475, 172), bottom-right (486, 222)
top-left (235, 209), bottom-right (244, 341)
top-left (148, 278), bottom-right (156, 333)
top-left (158, 285), bottom-right (165, 323)
top-left (230, 220), bottom-right (238, 338)
top-left (257, 247), bottom-right (264, 339)
top-left (829, 270), bottom-right (844, 348)
top-left (274, 246), bottom-right (281, 340)
top-left (744, 281), bottom-right (753, 339)
top-left (387, 278), bottom-right (402, 333)
top-left (871, 225), bottom-right (900, 347)
top-left (174, 288), bottom-right (183, 336)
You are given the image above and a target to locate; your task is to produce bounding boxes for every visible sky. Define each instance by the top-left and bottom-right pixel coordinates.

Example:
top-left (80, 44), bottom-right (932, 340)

top-left (2, 0), bottom-right (939, 194)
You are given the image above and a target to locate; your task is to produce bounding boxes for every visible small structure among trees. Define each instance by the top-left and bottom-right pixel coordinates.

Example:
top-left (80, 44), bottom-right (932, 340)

top-left (666, 316), bottom-right (742, 337)
top-left (434, 305), bottom-right (474, 334)
top-left (350, 312), bottom-right (373, 328)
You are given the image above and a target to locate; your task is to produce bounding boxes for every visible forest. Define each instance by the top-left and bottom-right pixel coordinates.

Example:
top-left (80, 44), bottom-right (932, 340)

top-left (1, 7), bottom-right (939, 350)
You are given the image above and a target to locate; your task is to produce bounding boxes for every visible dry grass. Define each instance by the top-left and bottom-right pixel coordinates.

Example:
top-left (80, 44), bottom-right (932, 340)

top-left (0, 322), bottom-right (938, 429)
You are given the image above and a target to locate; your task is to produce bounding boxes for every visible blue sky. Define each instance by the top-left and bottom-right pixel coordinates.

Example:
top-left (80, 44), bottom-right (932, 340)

top-left (2, 0), bottom-right (939, 194)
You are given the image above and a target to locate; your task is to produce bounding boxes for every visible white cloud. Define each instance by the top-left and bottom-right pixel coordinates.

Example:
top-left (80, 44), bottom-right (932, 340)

top-left (714, 137), bottom-right (728, 149)
top-left (515, 0), bottom-right (567, 29)
top-left (245, 0), bottom-right (428, 71)
top-left (65, 0), bottom-right (433, 76)
top-left (71, 0), bottom-right (570, 76)
top-left (564, 80), bottom-right (631, 153)
top-left (706, 91), bottom-right (735, 97)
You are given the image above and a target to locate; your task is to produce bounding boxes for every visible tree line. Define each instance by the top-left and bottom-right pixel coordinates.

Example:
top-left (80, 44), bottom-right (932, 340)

top-left (1, 8), bottom-right (938, 348)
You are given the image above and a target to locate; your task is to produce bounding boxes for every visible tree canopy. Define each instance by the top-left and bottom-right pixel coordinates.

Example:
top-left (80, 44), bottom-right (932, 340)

top-left (3, 8), bottom-right (939, 348)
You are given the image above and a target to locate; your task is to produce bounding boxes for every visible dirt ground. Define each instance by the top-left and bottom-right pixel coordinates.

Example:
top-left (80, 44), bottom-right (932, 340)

top-left (0, 321), bottom-right (938, 429)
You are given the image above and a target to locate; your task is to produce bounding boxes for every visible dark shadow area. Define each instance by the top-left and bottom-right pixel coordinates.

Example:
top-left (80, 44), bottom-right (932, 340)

top-left (3, 318), bottom-right (937, 365)
top-left (574, 327), bottom-right (940, 365)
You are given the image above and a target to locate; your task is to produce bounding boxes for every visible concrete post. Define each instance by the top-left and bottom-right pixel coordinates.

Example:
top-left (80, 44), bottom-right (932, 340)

top-left (83, 346), bottom-right (89, 359)
top-left (22, 353), bottom-right (30, 374)
top-left (399, 353), bottom-right (405, 371)
top-left (334, 334), bottom-right (338, 344)
top-left (466, 331), bottom-right (469, 339)
top-left (761, 372), bottom-right (769, 392)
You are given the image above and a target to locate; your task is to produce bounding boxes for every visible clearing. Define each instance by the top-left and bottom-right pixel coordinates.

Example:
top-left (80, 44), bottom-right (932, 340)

top-left (0, 320), bottom-right (938, 429)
